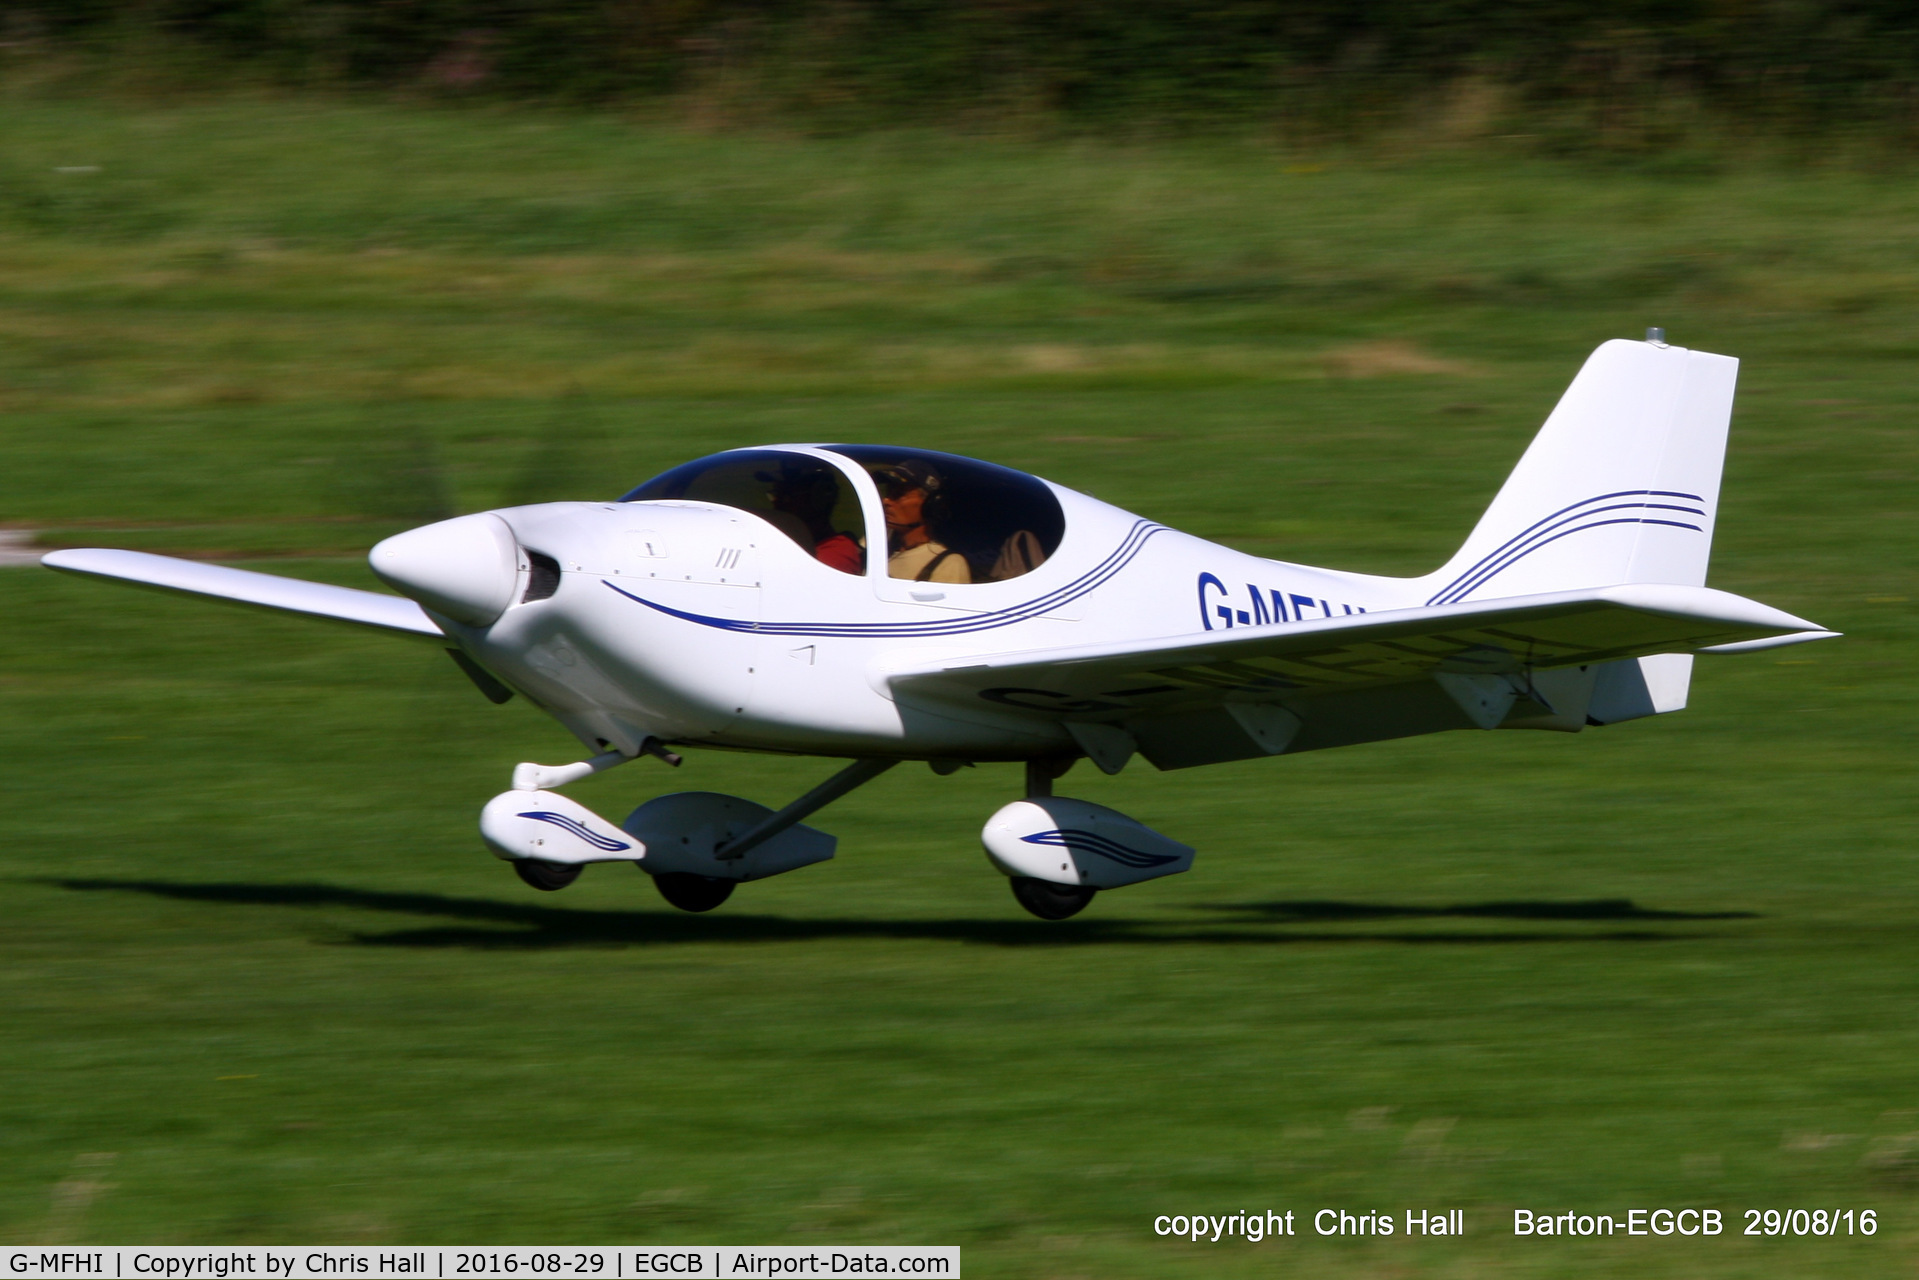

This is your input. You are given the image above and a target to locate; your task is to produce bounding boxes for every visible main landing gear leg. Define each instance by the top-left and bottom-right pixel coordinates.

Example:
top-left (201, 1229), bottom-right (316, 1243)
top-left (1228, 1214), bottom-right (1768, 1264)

top-left (715, 758), bottom-right (899, 863)
top-left (646, 758), bottom-right (899, 914)
top-left (1024, 756), bottom-right (1075, 799)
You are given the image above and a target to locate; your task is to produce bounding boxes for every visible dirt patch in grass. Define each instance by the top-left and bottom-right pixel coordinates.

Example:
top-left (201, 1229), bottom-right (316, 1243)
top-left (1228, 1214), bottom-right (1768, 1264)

top-left (1320, 340), bottom-right (1473, 378)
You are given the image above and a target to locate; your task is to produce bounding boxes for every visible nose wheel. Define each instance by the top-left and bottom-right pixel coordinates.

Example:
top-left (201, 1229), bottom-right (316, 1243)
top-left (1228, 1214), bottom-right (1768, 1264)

top-left (1009, 876), bottom-right (1097, 921)
top-left (513, 859), bottom-right (583, 891)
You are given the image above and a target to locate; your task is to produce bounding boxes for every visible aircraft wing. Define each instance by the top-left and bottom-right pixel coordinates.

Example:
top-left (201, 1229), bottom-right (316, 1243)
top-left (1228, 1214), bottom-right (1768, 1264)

top-left (43, 548), bottom-right (444, 641)
top-left (887, 583), bottom-right (1831, 755)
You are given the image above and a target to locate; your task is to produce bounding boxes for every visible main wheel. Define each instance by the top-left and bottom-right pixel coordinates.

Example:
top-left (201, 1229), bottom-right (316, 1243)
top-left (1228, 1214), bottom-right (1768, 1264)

top-left (513, 859), bottom-right (582, 891)
top-left (652, 872), bottom-right (736, 913)
top-left (1009, 876), bottom-right (1097, 920)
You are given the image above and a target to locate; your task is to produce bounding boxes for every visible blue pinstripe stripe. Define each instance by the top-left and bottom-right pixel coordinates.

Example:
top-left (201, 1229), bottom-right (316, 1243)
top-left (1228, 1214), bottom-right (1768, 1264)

top-left (1427, 490), bottom-right (1705, 606)
top-left (1019, 828), bottom-right (1181, 869)
top-left (517, 811), bottom-right (633, 852)
top-left (605, 520), bottom-right (1166, 637)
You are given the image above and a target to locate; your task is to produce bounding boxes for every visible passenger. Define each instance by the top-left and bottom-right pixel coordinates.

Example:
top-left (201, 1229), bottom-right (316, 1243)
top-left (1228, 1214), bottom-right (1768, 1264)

top-left (875, 460), bottom-right (972, 583)
top-left (760, 464), bottom-right (864, 574)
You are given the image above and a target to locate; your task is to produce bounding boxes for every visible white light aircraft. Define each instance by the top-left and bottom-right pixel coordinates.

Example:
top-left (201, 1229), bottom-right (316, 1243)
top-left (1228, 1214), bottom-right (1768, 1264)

top-left (46, 336), bottom-right (1836, 919)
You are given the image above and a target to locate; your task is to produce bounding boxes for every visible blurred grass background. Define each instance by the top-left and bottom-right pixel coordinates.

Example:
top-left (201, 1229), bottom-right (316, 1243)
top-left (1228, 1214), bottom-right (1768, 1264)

top-left (0, 48), bottom-right (1916, 1280)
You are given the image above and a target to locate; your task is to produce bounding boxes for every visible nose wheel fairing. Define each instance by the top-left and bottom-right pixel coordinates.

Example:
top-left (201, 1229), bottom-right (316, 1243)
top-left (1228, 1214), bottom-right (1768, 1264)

top-left (481, 789), bottom-right (641, 866)
top-left (481, 786), bottom-right (839, 880)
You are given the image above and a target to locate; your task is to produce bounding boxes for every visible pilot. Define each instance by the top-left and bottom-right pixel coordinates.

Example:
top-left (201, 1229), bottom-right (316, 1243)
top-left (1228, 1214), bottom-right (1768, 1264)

top-left (875, 460), bottom-right (971, 584)
top-left (761, 463), bottom-right (864, 574)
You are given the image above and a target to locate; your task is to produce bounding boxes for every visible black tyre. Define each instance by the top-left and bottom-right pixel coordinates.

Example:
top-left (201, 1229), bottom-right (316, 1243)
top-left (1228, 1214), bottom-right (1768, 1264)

top-left (652, 872), bottom-right (736, 913)
top-left (513, 859), bottom-right (582, 891)
top-left (1009, 876), bottom-right (1097, 920)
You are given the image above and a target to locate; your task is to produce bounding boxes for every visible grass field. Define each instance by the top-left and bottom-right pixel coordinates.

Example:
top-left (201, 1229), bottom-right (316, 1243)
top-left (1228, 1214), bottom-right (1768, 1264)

top-left (1, 95), bottom-right (1916, 1276)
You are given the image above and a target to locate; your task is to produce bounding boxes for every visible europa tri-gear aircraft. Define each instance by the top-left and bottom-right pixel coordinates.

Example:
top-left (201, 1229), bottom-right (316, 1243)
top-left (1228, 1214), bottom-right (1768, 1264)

top-left (47, 336), bottom-right (1836, 919)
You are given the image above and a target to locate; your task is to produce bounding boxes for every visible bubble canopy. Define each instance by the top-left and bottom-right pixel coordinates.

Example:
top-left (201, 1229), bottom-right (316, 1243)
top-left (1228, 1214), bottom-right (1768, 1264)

top-left (619, 446), bottom-right (1065, 582)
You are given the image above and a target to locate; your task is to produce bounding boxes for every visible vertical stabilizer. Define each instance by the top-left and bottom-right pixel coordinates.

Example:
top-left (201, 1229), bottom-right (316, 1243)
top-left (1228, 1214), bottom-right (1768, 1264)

top-left (1421, 338), bottom-right (1738, 605)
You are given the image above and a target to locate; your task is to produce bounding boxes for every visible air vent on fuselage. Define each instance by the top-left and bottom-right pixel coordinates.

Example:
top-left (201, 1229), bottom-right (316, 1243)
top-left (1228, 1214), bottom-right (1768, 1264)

top-left (522, 550), bottom-right (562, 602)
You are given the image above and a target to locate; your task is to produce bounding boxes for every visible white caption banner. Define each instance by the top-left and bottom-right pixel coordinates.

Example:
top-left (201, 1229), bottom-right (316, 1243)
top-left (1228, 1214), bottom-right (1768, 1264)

top-left (6, 1249), bottom-right (959, 1280)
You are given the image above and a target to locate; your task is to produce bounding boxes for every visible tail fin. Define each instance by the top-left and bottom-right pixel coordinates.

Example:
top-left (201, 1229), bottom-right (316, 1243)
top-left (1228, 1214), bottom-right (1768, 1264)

top-left (1422, 338), bottom-right (1738, 606)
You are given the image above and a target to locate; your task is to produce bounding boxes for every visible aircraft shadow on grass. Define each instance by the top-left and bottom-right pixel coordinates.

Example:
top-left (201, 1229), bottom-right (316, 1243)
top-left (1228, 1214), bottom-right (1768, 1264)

top-left (47, 878), bottom-right (1757, 950)
top-left (1204, 899), bottom-right (1759, 923)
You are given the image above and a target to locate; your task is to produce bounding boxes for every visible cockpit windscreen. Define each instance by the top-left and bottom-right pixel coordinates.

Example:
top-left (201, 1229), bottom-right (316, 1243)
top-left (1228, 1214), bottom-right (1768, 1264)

top-left (824, 446), bottom-right (1063, 584)
top-left (619, 450), bottom-right (865, 575)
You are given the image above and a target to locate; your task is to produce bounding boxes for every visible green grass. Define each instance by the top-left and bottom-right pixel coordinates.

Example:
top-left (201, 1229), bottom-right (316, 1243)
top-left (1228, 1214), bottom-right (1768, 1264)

top-left (1, 95), bottom-right (1916, 1276)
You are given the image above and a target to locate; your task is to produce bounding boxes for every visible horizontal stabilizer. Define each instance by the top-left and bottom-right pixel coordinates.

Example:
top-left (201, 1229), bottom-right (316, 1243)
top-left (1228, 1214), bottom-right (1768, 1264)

top-left (43, 548), bottom-right (442, 641)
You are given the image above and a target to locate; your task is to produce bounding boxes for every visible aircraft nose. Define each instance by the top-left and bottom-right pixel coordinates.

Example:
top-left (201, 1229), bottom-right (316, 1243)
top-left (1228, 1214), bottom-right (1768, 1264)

top-left (368, 513), bottom-right (524, 626)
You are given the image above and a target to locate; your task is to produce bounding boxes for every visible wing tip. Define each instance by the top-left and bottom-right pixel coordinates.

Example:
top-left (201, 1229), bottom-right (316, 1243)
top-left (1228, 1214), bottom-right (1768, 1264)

top-left (1593, 582), bottom-right (1824, 636)
top-left (40, 547), bottom-right (99, 573)
top-left (1698, 629), bottom-right (1842, 655)
top-left (43, 547), bottom-right (178, 576)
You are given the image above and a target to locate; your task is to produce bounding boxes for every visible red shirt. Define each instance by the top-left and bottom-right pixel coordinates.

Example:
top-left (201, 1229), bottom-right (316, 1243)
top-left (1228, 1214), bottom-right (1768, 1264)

top-left (815, 533), bottom-right (864, 574)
